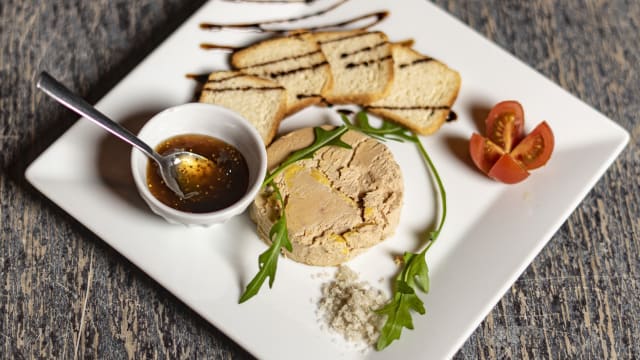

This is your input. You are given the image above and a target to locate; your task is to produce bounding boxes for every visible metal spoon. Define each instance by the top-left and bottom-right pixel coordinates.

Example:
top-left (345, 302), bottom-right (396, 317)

top-left (36, 71), bottom-right (213, 199)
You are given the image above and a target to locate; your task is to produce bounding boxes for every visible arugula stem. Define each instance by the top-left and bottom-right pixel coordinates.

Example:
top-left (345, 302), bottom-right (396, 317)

top-left (376, 130), bottom-right (447, 351)
top-left (240, 125), bottom-right (351, 303)
top-left (411, 134), bottom-right (447, 248)
top-left (238, 182), bottom-right (292, 303)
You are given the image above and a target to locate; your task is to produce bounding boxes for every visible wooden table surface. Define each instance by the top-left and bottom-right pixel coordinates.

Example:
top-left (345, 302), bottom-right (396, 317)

top-left (1, 1), bottom-right (638, 358)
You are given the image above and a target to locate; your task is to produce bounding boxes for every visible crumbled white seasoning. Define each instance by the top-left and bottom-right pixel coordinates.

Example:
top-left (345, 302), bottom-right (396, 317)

top-left (318, 266), bottom-right (387, 346)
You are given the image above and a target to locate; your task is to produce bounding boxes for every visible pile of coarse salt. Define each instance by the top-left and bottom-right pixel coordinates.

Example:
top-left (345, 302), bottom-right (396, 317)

top-left (317, 265), bottom-right (387, 347)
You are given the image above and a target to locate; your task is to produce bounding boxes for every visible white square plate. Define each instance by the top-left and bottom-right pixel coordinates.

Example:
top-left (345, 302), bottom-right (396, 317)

top-left (26, 0), bottom-right (629, 358)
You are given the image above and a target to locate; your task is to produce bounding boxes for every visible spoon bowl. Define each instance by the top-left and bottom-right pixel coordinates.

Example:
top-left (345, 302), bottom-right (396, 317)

top-left (165, 150), bottom-right (217, 199)
top-left (36, 71), bottom-right (212, 199)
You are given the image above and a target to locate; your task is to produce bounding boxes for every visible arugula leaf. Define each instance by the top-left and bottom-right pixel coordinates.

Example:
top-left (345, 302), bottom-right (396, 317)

top-left (263, 126), bottom-right (351, 185)
top-left (403, 251), bottom-right (429, 292)
top-left (240, 126), bottom-right (350, 303)
top-left (375, 284), bottom-right (421, 350)
top-left (374, 251), bottom-right (428, 350)
top-left (375, 264), bottom-right (426, 350)
top-left (238, 183), bottom-right (292, 303)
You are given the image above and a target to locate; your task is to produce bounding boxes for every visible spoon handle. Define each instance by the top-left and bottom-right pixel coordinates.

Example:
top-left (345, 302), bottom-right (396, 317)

top-left (36, 71), bottom-right (160, 161)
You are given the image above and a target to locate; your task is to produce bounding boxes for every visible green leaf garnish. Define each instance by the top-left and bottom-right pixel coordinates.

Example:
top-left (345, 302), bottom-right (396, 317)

top-left (239, 183), bottom-right (292, 303)
top-left (263, 126), bottom-right (351, 185)
top-left (375, 276), bottom-right (426, 348)
top-left (239, 126), bottom-right (351, 303)
top-left (402, 252), bottom-right (430, 292)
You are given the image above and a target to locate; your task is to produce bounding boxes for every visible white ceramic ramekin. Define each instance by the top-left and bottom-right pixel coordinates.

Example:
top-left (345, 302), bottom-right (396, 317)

top-left (131, 103), bottom-right (266, 226)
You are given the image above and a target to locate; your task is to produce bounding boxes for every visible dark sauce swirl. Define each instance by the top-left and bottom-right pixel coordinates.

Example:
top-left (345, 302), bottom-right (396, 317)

top-left (200, 0), bottom-right (387, 34)
top-left (200, 0), bottom-right (349, 33)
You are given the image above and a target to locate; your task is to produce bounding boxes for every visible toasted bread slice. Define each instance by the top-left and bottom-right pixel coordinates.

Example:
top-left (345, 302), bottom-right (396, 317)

top-left (366, 45), bottom-right (461, 135)
top-left (198, 71), bottom-right (287, 145)
top-left (310, 30), bottom-right (394, 104)
top-left (231, 35), bottom-right (332, 116)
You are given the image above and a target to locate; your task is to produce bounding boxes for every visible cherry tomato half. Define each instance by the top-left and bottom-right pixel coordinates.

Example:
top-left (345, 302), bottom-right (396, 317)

top-left (510, 121), bottom-right (554, 170)
top-left (469, 133), bottom-right (504, 174)
top-left (469, 101), bottom-right (554, 184)
top-left (485, 100), bottom-right (524, 153)
top-left (487, 154), bottom-right (530, 184)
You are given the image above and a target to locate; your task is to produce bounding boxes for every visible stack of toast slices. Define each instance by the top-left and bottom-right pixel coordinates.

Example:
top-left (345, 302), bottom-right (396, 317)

top-left (199, 29), bottom-right (461, 145)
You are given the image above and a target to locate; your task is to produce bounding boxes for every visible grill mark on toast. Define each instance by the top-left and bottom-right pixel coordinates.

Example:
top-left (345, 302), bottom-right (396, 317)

top-left (365, 105), bottom-right (451, 121)
top-left (398, 57), bottom-right (434, 69)
top-left (296, 93), bottom-right (330, 105)
top-left (202, 86), bottom-right (285, 93)
top-left (205, 73), bottom-right (248, 84)
top-left (236, 49), bottom-right (322, 70)
top-left (340, 41), bottom-right (388, 59)
top-left (296, 93), bottom-right (322, 99)
top-left (188, 73), bottom-right (258, 84)
top-left (345, 55), bottom-right (392, 69)
top-left (267, 61), bottom-right (329, 78)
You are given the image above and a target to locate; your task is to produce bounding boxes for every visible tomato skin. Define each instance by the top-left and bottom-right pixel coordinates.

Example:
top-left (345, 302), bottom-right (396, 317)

top-left (485, 101), bottom-right (525, 152)
top-left (487, 154), bottom-right (530, 184)
top-left (511, 121), bottom-right (554, 170)
top-left (469, 101), bottom-right (553, 184)
top-left (469, 133), bottom-right (505, 174)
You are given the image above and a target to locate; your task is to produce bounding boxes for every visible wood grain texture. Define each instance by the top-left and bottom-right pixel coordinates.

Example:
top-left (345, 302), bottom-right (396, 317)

top-left (0, 0), bottom-right (638, 359)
